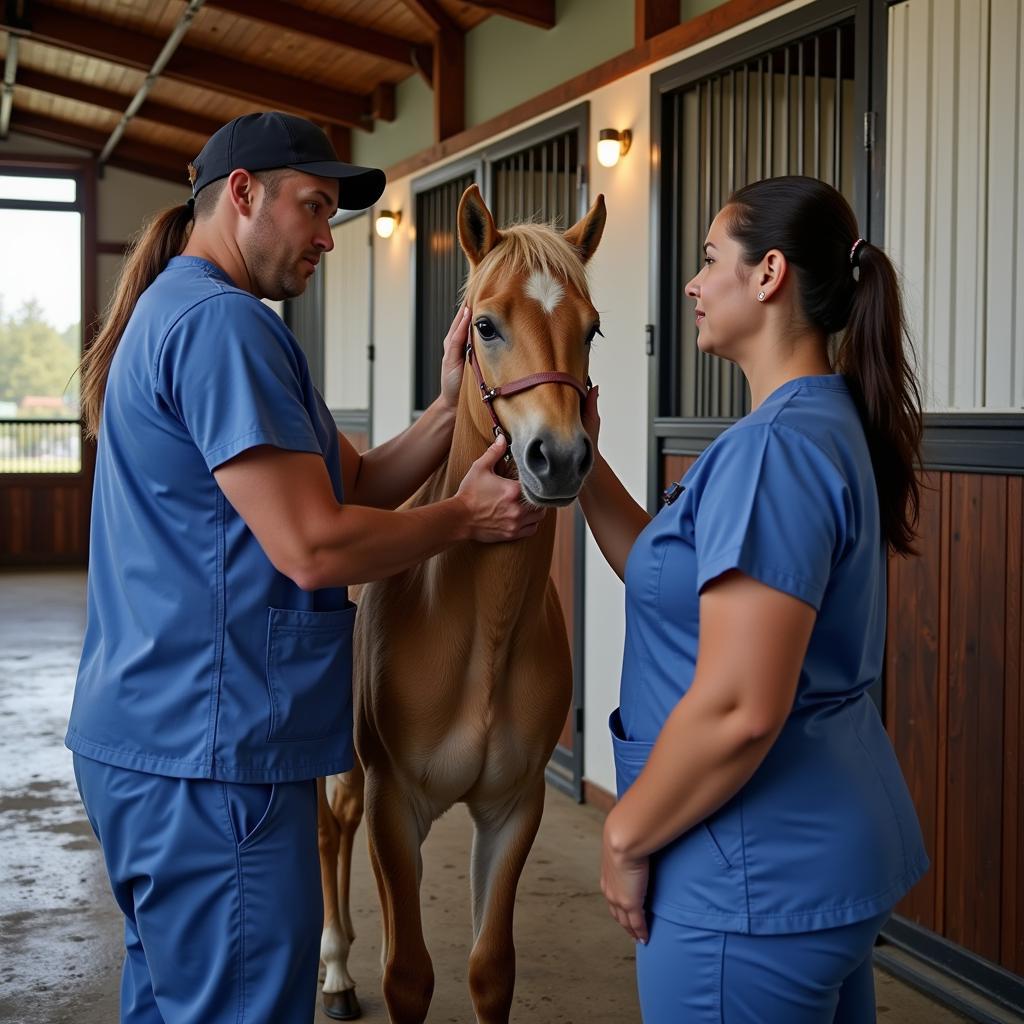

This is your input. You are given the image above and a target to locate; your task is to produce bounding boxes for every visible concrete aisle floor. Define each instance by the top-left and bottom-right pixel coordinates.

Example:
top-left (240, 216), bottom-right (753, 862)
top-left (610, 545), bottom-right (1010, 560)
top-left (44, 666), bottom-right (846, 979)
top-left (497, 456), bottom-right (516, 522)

top-left (1, 570), bottom-right (967, 1024)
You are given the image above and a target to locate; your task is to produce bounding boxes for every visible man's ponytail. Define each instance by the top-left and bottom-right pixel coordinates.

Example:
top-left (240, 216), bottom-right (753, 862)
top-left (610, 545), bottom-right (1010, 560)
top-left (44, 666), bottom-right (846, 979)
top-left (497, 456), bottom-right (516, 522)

top-left (79, 201), bottom-right (193, 438)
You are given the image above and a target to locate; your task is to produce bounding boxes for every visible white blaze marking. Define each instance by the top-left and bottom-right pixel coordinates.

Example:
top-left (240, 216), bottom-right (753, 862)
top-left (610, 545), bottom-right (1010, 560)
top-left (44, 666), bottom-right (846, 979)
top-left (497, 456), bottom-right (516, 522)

top-left (525, 270), bottom-right (564, 314)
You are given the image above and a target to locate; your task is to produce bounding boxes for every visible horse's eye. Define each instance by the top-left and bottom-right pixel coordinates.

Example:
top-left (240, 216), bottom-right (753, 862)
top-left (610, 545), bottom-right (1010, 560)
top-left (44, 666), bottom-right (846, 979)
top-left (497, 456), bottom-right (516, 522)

top-left (586, 325), bottom-right (604, 347)
top-left (475, 318), bottom-right (499, 342)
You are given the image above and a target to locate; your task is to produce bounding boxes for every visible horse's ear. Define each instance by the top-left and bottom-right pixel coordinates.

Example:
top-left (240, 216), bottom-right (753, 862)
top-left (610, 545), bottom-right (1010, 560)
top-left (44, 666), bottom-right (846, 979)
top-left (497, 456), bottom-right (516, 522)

top-left (458, 184), bottom-right (502, 267)
top-left (563, 194), bottom-right (606, 265)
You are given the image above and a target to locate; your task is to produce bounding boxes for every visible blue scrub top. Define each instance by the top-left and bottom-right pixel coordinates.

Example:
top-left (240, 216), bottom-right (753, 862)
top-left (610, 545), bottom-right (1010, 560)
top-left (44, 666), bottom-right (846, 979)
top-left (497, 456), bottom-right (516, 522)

top-left (611, 374), bottom-right (928, 934)
top-left (67, 256), bottom-right (355, 783)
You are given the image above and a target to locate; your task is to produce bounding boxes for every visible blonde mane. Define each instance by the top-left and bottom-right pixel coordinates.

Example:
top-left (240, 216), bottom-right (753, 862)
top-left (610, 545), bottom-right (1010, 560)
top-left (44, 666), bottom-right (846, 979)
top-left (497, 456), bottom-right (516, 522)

top-left (463, 222), bottom-right (591, 306)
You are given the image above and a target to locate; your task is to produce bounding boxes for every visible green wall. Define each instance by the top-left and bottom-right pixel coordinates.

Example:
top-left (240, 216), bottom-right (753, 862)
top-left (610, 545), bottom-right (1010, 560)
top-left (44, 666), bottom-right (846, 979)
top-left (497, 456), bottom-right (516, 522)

top-left (350, 0), bottom-right (730, 171)
top-left (351, 73), bottom-right (434, 171)
top-left (352, 0), bottom-right (631, 170)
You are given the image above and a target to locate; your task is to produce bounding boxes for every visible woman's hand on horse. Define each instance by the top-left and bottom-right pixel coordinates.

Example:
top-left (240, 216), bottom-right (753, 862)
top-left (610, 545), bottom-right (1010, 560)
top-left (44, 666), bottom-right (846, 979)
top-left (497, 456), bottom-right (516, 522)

top-left (456, 436), bottom-right (546, 543)
top-left (440, 306), bottom-right (471, 411)
top-left (582, 383), bottom-right (601, 450)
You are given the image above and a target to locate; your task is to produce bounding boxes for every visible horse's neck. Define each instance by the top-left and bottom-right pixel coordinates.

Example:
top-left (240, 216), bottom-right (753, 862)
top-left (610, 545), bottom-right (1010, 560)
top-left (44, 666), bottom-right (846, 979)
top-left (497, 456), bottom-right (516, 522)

top-left (410, 386), bottom-right (557, 620)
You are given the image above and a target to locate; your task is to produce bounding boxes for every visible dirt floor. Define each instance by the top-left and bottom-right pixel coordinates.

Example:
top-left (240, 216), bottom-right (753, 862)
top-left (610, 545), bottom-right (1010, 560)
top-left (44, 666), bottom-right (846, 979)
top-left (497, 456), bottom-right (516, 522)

top-left (0, 569), bottom-right (968, 1023)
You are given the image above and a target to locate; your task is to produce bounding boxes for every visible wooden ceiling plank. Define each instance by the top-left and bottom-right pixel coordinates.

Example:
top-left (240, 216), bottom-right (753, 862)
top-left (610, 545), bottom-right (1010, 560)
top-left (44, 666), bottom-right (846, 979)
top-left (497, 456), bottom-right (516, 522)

top-left (10, 109), bottom-right (191, 184)
top-left (1, 1), bottom-right (372, 129)
top-left (7, 63), bottom-right (224, 138)
top-left (203, 0), bottom-right (431, 72)
top-left (462, 0), bottom-right (555, 29)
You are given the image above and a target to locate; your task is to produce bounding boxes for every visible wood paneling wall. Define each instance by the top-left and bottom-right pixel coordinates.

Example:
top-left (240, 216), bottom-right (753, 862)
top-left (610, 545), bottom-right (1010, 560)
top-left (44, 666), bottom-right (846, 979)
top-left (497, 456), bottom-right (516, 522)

top-left (888, 471), bottom-right (1024, 974)
top-left (1, 474), bottom-right (91, 564)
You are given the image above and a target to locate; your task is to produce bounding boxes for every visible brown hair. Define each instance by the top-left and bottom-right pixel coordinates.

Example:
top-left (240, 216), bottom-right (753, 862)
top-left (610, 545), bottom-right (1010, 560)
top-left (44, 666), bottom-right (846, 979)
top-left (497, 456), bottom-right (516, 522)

top-left (726, 175), bottom-right (923, 556)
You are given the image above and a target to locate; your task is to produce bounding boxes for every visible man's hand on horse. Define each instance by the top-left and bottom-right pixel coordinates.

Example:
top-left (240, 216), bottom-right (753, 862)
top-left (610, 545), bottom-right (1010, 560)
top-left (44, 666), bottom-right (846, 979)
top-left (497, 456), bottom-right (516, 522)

top-left (456, 435), bottom-right (546, 543)
top-left (440, 305), bottom-right (471, 411)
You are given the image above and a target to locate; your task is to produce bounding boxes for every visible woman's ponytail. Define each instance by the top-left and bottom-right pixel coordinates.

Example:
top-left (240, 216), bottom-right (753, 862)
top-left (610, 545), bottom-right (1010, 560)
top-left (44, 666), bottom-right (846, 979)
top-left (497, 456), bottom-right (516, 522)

top-left (79, 200), bottom-right (194, 438)
top-left (834, 243), bottom-right (923, 556)
top-left (727, 176), bottom-right (923, 556)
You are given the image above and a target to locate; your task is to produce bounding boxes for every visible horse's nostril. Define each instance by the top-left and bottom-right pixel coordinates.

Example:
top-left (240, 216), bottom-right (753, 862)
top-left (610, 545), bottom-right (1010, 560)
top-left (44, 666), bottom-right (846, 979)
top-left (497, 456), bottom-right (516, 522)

top-left (525, 437), bottom-right (550, 479)
top-left (579, 437), bottom-right (594, 477)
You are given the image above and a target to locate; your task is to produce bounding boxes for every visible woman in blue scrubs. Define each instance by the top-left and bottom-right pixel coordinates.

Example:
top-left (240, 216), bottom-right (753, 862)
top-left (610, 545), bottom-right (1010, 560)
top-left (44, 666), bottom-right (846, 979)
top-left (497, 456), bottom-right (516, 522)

top-left (579, 176), bottom-right (929, 1022)
top-left (66, 113), bottom-right (543, 1024)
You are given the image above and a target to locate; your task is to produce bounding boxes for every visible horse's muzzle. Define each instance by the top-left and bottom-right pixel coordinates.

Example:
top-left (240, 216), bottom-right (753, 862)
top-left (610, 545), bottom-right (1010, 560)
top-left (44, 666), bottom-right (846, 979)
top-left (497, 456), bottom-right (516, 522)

top-left (514, 431), bottom-right (593, 506)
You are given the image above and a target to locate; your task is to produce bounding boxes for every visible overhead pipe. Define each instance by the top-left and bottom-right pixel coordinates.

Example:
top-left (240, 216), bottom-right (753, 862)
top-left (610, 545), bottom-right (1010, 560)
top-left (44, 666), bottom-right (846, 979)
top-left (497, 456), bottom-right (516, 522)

top-left (0, 34), bottom-right (18, 139)
top-left (0, 0), bottom-right (29, 141)
top-left (97, 0), bottom-right (206, 172)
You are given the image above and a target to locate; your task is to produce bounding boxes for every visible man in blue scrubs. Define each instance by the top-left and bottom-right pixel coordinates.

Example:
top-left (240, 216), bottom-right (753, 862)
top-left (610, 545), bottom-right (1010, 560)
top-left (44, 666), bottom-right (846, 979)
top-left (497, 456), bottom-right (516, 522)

top-left (67, 112), bottom-right (543, 1023)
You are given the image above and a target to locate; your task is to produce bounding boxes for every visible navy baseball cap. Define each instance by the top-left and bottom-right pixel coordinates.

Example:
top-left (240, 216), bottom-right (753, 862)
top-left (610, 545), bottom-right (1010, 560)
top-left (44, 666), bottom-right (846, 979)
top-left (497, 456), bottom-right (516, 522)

top-left (188, 112), bottom-right (386, 211)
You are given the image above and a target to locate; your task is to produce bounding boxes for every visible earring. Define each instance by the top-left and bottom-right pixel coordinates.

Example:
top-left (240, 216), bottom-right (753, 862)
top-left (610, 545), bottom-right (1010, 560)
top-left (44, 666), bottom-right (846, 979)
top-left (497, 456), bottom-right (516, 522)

top-left (757, 290), bottom-right (766, 302)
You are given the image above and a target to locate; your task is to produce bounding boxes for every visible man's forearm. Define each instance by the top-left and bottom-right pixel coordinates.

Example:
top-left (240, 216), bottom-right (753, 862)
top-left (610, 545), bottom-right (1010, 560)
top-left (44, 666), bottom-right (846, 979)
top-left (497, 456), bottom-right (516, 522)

top-left (348, 397), bottom-right (456, 508)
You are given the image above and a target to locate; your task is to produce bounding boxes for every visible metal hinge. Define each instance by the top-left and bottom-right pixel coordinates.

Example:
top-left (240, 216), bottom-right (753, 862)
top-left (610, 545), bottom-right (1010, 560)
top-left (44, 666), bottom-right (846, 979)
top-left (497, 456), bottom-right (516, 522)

top-left (645, 323), bottom-right (655, 356)
top-left (367, 344), bottom-right (375, 362)
top-left (576, 706), bottom-right (584, 735)
top-left (863, 111), bottom-right (876, 152)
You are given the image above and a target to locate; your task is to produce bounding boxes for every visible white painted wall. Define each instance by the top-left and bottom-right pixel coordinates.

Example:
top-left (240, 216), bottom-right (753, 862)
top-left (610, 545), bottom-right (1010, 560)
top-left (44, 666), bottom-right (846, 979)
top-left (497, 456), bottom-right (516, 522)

top-left (324, 215), bottom-right (371, 410)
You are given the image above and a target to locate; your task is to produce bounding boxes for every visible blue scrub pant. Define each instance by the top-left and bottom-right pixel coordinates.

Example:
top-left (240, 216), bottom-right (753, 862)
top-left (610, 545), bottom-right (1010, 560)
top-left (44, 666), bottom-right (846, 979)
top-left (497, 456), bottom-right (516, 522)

top-left (73, 754), bottom-right (322, 1024)
top-left (636, 910), bottom-right (889, 1023)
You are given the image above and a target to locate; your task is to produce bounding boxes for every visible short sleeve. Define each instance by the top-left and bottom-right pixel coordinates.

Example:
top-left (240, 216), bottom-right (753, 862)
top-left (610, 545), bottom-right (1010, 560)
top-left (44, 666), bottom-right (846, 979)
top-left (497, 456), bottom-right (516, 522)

top-left (693, 424), bottom-right (850, 610)
top-left (154, 294), bottom-right (322, 471)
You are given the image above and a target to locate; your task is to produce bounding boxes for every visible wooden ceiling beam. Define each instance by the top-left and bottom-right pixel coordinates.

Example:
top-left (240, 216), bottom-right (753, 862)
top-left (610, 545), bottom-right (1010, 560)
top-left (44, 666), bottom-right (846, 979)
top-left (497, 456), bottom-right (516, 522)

top-left (6, 63), bottom-right (223, 140)
top-left (10, 110), bottom-right (192, 184)
top-left (372, 83), bottom-right (396, 123)
top-left (397, 1), bottom-right (465, 142)
top-left (433, 26), bottom-right (464, 142)
top-left (203, 0), bottom-right (433, 75)
top-left (463, 1), bottom-right (555, 29)
top-left (399, 0), bottom-right (461, 36)
top-left (635, 0), bottom-right (679, 45)
top-left (1, 2), bottom-right (373, 130)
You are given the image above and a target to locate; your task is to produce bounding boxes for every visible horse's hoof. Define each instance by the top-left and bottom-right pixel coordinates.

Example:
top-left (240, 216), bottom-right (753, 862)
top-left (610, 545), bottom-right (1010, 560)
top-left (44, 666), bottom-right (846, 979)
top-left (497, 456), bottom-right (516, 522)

top-left (323, 988), bottom-right (361, 1020)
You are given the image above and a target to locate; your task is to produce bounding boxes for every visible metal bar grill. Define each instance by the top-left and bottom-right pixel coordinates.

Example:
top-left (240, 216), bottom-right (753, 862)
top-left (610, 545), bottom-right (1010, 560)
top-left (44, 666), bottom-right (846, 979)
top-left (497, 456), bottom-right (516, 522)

top-left (662, 21), bottom-right (855, 419)
top-left (414, 172), bottom-right (474, 410)
top-left (492, 128), bottom-right (578, 228)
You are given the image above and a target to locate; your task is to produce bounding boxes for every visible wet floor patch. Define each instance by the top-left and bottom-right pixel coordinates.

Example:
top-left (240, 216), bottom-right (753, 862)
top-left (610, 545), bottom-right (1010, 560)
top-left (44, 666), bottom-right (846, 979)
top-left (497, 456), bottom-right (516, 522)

top-left (0, 571), bottom-right (121, 1024)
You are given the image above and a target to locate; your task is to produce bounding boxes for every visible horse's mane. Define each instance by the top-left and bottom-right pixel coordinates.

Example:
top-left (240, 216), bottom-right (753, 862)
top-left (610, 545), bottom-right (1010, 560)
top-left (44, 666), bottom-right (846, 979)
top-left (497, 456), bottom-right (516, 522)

top-left (462, 222), bottom-right (591, 306)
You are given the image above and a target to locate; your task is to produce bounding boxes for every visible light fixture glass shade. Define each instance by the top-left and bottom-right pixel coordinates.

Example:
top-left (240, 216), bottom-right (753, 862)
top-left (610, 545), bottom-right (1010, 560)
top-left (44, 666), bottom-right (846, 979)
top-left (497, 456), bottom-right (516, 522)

top-left (597, 137), bottom-right (621, 167)
top-left (597, 128), bottom-right (631, 168)
top-left (375, 210), bottom-right (398, 238)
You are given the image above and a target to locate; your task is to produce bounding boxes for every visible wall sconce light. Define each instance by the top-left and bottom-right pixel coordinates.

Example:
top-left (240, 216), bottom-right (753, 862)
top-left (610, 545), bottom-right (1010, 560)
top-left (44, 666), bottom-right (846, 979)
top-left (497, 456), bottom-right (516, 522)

top-left (597, 128), bottom-right (632, 168)
top-left (375, 209), bottom-right (401, 239)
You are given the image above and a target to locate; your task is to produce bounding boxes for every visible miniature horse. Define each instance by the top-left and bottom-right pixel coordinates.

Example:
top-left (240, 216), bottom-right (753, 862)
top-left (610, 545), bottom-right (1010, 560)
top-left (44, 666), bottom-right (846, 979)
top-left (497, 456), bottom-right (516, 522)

top-left (318, 184), bottom-right (606, 1023)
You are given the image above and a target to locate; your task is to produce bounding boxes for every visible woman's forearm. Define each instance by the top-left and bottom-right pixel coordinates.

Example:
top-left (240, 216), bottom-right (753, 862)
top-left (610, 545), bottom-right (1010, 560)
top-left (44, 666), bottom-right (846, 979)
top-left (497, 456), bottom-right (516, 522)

top-left (579, 453), bottom-right (651, 580)
top-left (349, 397), bottom-right (456, 509)
top-left (605, 687), bottom-right (781, 860)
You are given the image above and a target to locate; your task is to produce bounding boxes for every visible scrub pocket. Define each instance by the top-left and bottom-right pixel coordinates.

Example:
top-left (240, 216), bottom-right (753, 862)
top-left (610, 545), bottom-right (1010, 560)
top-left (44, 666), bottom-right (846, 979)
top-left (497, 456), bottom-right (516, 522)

top-left (265, 603), bottom-right (356, 743)
top-left (609, 707), bottom-right (654, 798)
top-left (609, 706), bottom-right (748, 930)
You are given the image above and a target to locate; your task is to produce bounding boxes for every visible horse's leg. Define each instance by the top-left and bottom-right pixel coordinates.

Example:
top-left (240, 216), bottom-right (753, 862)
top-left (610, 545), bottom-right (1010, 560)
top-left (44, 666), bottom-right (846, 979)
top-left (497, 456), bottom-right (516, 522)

top-left (466, 777), bottom-right (546, 1024)
top-left (365, 767), bottom-right (434, 1024)
top-left (319, 763), bottom-right (365, 1021)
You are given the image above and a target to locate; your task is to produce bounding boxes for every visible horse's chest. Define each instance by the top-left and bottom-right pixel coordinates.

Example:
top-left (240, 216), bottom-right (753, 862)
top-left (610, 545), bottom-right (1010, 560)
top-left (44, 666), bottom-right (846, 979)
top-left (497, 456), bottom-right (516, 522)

top-left (409, 717), bottom-right (533, 808)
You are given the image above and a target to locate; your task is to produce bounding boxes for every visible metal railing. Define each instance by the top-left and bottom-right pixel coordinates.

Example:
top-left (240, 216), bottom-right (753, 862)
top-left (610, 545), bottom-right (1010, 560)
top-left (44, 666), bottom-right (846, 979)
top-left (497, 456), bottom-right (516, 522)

top-left (661, 19), bottom-right (857, 419)
top-left (0, 419), bottom-right (82, 473)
